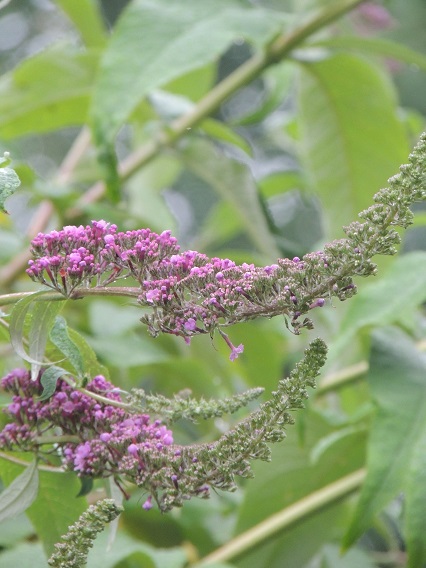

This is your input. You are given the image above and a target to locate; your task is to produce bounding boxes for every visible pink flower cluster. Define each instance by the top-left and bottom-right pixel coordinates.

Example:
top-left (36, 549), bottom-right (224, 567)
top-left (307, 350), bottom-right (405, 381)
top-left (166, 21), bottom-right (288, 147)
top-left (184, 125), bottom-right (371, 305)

top-left (27, 221), bottom-right (334, 355)
top-left (0, 369), bottom-right (173, 478)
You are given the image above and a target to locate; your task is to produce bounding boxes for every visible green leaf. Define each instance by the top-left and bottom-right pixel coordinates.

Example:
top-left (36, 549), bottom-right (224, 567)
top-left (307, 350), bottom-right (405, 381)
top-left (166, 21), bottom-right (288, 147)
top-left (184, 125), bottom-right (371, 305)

top-left (0, 47), bottom-right (99, 139)
top-left (297, 52), bottom-right (409, 235)
top-left (29, 301), bottom-right (64, 380)
top-left (55, 0), bottom-right (106, 48)
top-left (181, 138), bottom-right (280, 261)
top-left (0, 460), bottom-right (88, 558)
top-left (86, 531), bottom-right (187, 568)
top-left (67, 328), bottom-right (109, 379)
top-left (329, 252), bottom-right (426, 362)
top-left (50, 316), bottom-right (84, 376)
top-left (9, 292), bottom-right (63, 367)
top-left (0, 460), bottom-right (38, 524)
top-left (343, 328), bottom-right (426, 568)
top-left (90, 0), bottom-right (288, 146)
top-left (0, 542), bottom-right (47, 568)
top-left (236, 410), bottom-right (366, 566)
top-left (319, 543), bottom-right (376, 568)
top-left (0, 157), bottom-right (20, 214)
top-left (313, 36), bottom-right (426, 72)
top-left (76, 477), bottom-right (94, 498)
top-left (39, 366), bottom-right (70, 401)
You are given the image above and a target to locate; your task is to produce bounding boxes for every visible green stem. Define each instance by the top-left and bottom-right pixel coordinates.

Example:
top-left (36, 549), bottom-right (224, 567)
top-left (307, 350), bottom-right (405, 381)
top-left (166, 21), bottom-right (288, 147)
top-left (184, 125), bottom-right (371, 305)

top-left (0, 450), bottom-right (63, 472)
top-left (197, 469), bottom-right (366, 565)
top-left (75, 0), bottom-right (365, 209)
top-left (0, 286), bottom-right (141, 307)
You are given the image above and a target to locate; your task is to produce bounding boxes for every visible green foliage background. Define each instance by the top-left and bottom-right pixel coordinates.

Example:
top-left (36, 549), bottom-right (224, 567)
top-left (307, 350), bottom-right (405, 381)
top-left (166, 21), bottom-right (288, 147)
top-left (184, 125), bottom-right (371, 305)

top-left (0, 0), bottom-right (426, 566)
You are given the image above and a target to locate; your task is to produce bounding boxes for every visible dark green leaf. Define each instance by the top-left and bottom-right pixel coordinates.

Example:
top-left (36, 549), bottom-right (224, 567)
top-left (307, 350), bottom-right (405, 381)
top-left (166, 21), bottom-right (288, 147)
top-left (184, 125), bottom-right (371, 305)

top-left (39, 366), bottom-right (70, 401)
top-left (50, 316), bottom-right (84, 376)
top-left (0, 460), bottom-right (38, 523)
top-left (76, 477), bottom-right (94, 498)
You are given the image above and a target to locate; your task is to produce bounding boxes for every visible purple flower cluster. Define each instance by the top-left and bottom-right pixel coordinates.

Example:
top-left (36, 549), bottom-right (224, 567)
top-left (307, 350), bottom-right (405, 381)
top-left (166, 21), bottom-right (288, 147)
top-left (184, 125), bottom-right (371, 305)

top-left (0, 369), bottom-right (173, 479)
top-left (27, 221), bottom-right (337, 355)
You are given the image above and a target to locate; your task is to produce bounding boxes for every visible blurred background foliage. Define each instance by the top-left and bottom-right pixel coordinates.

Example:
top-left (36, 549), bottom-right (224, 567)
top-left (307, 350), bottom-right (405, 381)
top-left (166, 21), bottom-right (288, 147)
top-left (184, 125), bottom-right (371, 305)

top-left (0, 0), bottom-right (426, 567)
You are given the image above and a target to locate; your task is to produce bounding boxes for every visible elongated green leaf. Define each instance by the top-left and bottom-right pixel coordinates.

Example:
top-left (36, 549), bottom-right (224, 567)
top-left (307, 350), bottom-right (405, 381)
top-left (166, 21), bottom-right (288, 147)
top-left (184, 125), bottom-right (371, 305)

top-left (50, 316), bottom-right (84, 376)
top-left (297, 52), bottom-right (409, 235)
top-left (29, 302), bottom-right (64, 380)
top-left (313, 36), bottom-right (426, 72)
top-left (0, 151), bottom-right (21, 210)
top-left (67, 328), bottom-right (109, 379)
top-left (0, 460), bottom-right (38, 523)
top-left (0, 460), bottom-right (88, 558)
top-left (0, 48), bottom-right (99, 139)
top-left (329, 252), bottom-right (426, 362)
top-left (0, 162), bottom-right (20, 214)
top-left (39, 366), bottom-right (70, 401)
top-left (90, 0), bottom-right (288, 146)
top-left (9, 291), bottom-right (62, 366)
top-left (343, 328), bottom-right (426, 568)
top-left (55, 0), bottom-right (106, 48)
top-left (181, 138), bottom-right (280, 261)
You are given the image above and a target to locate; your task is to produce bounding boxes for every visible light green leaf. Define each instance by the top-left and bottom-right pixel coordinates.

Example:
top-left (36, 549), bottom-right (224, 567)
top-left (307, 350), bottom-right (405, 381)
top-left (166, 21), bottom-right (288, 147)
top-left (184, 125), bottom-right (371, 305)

top-left (9, 291), bottom-right (63, 367)
top-left (313, 36), bottom-right (426, 72)
top-left (319, 543), bottom-right (376, 568)
top-left (88, 333), bottom-right (171, 368)
top-left (86, 530), bottom-right (187, 568)
top-left (181, 138), bottom-right (280, 261)
top-left (90, 0), bottom-right (288, 146)
top-left (329, 252), bottom-right (426, 361)
top-left (0, 460), bottom-right (38, 524)
top-left (50, 316), bottom-right (84, 376)
top-left (0, 161), bottom-right (20, 214)
top-left (0, 47), bottom-right (99, 139)
top-left (39, 366), bottom-right (70, 401)
top-left (0, 542), bottom-right (47, 568)
top-left (343, 328), bottom-right (426, 568)
top-left (201, 118), bottom-right (252, 155)
top-left (297, 52), bottom-right (409, 235)
top-left (29, 301), bottom-right (64, 380)
top-left (55, 0), bottom-right (106, 48)
top-left (236, 411), bottom-right (365, 567)
top-left (0, 460), bottom-right (88, 558)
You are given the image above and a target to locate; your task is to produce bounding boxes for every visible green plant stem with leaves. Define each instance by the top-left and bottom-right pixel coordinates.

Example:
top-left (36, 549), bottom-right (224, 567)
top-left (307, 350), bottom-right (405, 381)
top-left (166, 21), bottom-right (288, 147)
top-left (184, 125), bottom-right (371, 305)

top-left (0, 0), bottom-right (365, 286)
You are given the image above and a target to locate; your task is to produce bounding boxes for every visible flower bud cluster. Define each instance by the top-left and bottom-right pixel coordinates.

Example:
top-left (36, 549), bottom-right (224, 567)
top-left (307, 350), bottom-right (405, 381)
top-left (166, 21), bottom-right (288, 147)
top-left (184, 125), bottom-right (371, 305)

top-left (0, 369), bottom-right (173, 479)
top-left (25, 133), bottom-right (426, 351)
top-left (0, 338), bottom-right (327, 512)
